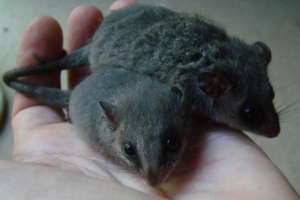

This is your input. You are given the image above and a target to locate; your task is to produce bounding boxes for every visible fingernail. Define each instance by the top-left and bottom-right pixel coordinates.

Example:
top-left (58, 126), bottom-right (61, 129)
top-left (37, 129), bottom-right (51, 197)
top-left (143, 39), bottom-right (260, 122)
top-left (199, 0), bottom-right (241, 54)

top-left (109, 0), bottom-right (136, 12)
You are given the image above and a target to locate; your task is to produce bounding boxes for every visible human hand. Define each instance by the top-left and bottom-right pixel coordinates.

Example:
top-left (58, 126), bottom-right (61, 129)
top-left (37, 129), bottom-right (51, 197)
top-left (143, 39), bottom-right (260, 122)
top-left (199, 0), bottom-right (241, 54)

top-left (1, 0), bottom-right (299, 199)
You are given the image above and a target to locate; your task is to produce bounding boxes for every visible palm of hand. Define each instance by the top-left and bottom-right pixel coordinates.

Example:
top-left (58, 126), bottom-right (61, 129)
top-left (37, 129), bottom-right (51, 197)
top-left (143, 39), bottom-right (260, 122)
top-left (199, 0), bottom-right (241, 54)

top-left (13, 105), bottom-right (289, 199)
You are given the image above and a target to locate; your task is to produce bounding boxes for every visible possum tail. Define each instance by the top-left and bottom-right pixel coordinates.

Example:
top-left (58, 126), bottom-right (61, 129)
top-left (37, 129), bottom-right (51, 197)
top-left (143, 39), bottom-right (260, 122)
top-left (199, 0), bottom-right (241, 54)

top-left (7, 81), bottom-right (71, 108)
top-left (3, 45), bottom-right (90, 108)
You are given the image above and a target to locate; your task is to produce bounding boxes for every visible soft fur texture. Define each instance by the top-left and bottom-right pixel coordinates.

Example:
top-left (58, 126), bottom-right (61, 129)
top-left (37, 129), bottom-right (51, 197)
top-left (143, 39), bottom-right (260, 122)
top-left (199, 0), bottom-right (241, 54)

top-left (3, 4), bottom-right (281, 184)
top-left (70, 66), bottom-right (190, 185)
top-left (4, 4), bottom-right (279, 136)
top-left (89, 5), bottom-right (279, 137)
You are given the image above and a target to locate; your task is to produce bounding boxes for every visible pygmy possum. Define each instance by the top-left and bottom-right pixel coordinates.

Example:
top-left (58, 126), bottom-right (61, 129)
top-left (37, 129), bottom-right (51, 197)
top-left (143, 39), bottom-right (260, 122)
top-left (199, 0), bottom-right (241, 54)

top-left (70, 66), bottom-right (191, 186)
top-left (3, 3), bottom-right (280, 185)
top-left (4, 4), bottom-right (280, 137)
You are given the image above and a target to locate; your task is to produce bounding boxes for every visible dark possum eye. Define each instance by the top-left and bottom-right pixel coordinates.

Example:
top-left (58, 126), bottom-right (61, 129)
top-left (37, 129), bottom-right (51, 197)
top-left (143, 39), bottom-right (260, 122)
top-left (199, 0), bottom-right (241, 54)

top-left (123, 143), bottom-right (137, 157)
top-left (253, 41), bottom-right (271, 65)
top-left (240, 104), bottom-right (263, 125)
top-left (189, 53), bottom-right (203, 62)
top-left (165, 137), bottom-right (181, 152)
top-left (171, 87), bottom-right (183, 99)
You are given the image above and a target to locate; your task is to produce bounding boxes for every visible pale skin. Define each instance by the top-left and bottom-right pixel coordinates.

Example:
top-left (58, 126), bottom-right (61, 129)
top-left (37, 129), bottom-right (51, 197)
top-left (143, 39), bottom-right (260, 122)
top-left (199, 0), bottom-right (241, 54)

top-left (1, 0), bottom-right (299, 199)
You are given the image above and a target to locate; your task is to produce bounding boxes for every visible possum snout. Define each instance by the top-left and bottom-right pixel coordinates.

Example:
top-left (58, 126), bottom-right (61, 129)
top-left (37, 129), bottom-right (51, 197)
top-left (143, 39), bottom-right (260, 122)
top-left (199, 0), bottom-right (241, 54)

top-left (259, 114), bottom-right (280, 138)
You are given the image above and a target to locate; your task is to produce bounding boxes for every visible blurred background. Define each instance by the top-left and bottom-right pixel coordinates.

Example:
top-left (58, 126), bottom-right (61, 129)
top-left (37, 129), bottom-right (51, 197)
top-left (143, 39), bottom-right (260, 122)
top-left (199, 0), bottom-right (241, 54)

top-left (0, 0), bottom-right (299, 192)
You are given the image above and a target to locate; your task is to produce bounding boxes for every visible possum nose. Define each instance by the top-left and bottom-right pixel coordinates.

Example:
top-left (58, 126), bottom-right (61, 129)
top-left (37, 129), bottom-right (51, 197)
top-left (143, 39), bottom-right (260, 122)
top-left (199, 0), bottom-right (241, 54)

top-left (260, 110), bottom-right (280, 138)
top-left (146, 169), bottom-right (165, 186)
top-left (261, 123), bottom-right (280, 138)
top-left (146, 170), bottom-right (159, 186)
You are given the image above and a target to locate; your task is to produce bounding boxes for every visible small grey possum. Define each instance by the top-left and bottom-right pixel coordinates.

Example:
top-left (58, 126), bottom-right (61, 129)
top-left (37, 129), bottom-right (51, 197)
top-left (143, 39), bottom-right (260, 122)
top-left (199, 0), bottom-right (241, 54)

top-left (4, 3), bottom-right (279, 141)
top-left (70, 66), bottom-right (191, 186)
top-left (14, 66), bottom-right (191, 186)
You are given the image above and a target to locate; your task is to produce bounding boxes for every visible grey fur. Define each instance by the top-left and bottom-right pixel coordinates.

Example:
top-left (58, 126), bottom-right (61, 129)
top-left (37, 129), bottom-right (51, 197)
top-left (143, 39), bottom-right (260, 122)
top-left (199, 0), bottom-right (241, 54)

top-left (3, 4), bottom-right (279, 137)
top-left (70, 66), bottom-right (191, 185)
top-left (3, 4), bottom-right (280, 184)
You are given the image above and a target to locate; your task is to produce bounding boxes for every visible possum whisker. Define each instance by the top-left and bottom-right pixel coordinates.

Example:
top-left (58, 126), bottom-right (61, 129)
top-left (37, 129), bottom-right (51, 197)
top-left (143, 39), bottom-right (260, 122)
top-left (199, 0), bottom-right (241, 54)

top-left (279, 105), bottom-right (300, 114)
top-left (279, 108), bottom-right (300, 117)
top-left (273, 81), bottom-right (299, 92)
top-left (279, 119), bottom-right (291, 124)
top-left (277, 99), bottom-right (300, 115)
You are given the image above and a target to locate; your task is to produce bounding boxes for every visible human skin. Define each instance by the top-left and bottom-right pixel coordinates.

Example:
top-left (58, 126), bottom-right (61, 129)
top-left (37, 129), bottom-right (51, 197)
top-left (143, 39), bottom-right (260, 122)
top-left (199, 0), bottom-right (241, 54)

top-left (1, 0), bottom-right (299, 199)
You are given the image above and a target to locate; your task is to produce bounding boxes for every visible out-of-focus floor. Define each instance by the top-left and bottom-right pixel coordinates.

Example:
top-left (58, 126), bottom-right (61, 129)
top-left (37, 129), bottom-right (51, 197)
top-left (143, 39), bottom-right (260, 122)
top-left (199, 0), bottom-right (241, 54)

top-left (0, 0), bottom-right (299, 193)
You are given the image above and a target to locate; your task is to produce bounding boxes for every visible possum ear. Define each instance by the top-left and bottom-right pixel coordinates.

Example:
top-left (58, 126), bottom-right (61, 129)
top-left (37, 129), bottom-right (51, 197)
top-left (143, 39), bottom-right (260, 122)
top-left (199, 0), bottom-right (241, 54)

top-left (98, 101), bottom-right (119, 130)
top-left (253, 41), bottom-right (271, 65)
top-left (198, 72), bottom-right (231, 99)
top-left (171, 86), bottom-right (184, 100)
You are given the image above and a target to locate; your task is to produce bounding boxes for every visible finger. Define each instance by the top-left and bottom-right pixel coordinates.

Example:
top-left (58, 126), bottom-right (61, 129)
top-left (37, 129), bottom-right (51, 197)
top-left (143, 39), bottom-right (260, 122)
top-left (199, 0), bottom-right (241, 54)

top-left (67, 1), bottom-right (137, 88)
top-left (12, 17), bottom-right (64, 117)
top-left (67, 6), bottom-right (103, 88)
top-left (109, 0), bottom-right (137, 13)
top-left (12, 17), bottom-right (66, 147)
